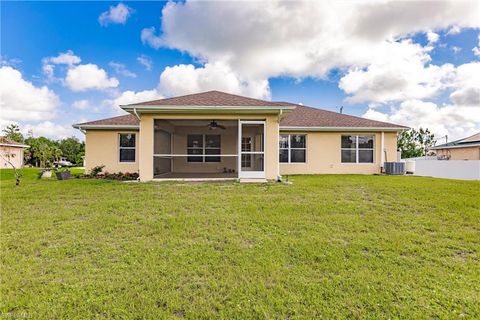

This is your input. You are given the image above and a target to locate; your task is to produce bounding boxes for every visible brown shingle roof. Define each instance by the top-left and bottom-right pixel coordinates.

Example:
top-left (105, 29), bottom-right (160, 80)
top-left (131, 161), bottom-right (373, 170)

top-left (280, 104), bottom-right (407, 128)
top-left (126, 90), bottom-right (293, 107)
top-left (74, 91), bottom-right (407, 129)
top-left (73, 114), bottom-right (139, 127)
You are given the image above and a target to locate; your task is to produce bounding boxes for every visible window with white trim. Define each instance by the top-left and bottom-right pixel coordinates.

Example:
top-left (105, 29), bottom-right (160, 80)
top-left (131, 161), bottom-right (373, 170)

top-left (187, 134), bottom-right (221, 163)
top-left (279, 134), bottom-right (306, 163)
top-left (341, 135), bottom-right (374, 163)
top-left (119, 133), bottom-right (136, 162)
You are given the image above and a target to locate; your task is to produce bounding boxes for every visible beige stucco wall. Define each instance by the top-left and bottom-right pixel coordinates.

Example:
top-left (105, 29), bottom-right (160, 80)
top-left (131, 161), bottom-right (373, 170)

top-left (85, 130), bottom-right (139, 174)
top-left (279, 131), bottom-right (398, 175)
top-left (84, 116), bottom-right (400, 180)
top-left (139, 114), bottom-right (279, 181)
top-left (0, 146), bottom-right (25, 169)
top-left (436, 147), bottom-right (480, 160)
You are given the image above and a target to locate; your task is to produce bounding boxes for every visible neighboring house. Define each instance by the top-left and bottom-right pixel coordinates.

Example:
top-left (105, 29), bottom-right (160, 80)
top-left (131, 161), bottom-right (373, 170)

top-left (73, 91), bottom-right (407, 181)
top-left (430, 132), bottom-right (480, 160)
top-left (0, 137), bottom-right (29, 169)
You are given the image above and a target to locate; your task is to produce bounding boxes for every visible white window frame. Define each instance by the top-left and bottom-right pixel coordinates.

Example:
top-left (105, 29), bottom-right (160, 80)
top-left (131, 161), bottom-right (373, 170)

top-left (341, 135), bottom-right (375, 164)
top-left (279, 134), bottom-right (307, 163)
top-left (187, 134), bottom-right (221, 163)
top-left (119, 133), bottom-right (136, 163)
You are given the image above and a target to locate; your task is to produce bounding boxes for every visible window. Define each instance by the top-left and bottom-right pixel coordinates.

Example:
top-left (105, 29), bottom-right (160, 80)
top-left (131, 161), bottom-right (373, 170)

top-left (119, 133), bottom-right (136, 162)
top-left (279, 134), bottom-right (306, 163)
top-left (187, 134), bottom-right (221, 163)
top-left (341, 135), bottom-right (374, 163)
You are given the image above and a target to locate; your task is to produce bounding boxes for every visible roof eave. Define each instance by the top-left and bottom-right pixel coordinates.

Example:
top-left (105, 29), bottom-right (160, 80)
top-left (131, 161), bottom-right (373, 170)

top-left (72, 124), bottom-right (140, 130)
top-left (431, 143), bottom-right (480, 150)
top-left (280, 126), bottom-right (408, 132)
top-left (0, 143), bottom-right (30, 148)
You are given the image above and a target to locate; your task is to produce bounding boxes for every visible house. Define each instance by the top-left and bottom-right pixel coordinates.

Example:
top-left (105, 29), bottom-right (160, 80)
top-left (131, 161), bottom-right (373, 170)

top-left (0, 137), bottom-right (29, 169)
top-left (73, 91), bottom-right (407, 181)
top-left (430, 132), bottom-right (480, 160)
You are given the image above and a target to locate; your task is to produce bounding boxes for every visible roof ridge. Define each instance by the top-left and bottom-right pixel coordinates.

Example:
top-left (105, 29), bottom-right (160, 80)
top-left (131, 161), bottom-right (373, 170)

top-left (126, 90), bottom-right (285, 107)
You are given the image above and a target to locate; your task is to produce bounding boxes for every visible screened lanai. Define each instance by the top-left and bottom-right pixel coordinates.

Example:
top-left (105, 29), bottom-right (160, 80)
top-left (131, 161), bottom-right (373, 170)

top-left (153, 119), bottom-right (265, 180)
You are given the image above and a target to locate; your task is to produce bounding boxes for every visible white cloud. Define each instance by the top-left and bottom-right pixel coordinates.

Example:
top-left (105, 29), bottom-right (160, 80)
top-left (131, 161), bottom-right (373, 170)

top-left (446, 25), bottom-right (462, 35)
top-left (45, 50), bottom-right (81, 66)
top-left (451, 46), bottom-right (462, 54)
top-left (0, 56), bottom-right (22, 67)
top-left (137, 54), bottom-right (153, 71)
top-left (22, 121), bottom-right (75, 139)
top-left (472, 35), bottom-right (480, 56)
top-left (141, 27), bottom-right (163, 49)
top-left (144, 0), bottom-right (479, 100)
top-left (449, 61), bottom-right (480, 106)
top-left (65, 64), bottom-right (119, 91)
top-left (0, 66), bottom-right (60, 123)
top-left (108, 61), bottom-right (136, 78)
top-left (364, 100), bottom-right (480, 141)
top-left (362, 62), bottom-right (480, 140)
top-left (154, 1), bottom-right (479, 76)
top-left (426, 31), bottom-right (439, 44)
top-left (72, 99), bottom-right (90, 110)
top-left (98, 3), bottom-right (132, 26)
top-left (158, 63), bottom-right (270, 99)
top-left (103, 89), bottom-right (164, 113)
top-left (42, 63), bottom-right (56, 82)
top-left (42, 50), bottom-right (82, 82)
top-left (339, 40), bottom-right (456, 103)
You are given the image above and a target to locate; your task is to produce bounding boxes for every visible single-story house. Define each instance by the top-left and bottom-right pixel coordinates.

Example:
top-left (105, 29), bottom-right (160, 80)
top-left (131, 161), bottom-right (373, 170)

top-left (0, 137), bottom-right (29, 169)
top-left (430, 132), bottom-right (480, 160)
top-left (73, 91), bottom-right (407, 181)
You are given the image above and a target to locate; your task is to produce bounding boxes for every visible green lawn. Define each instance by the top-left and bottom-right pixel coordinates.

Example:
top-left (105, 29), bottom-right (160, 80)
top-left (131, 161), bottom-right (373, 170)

top-left (1, 168), bottom-right (479, 319)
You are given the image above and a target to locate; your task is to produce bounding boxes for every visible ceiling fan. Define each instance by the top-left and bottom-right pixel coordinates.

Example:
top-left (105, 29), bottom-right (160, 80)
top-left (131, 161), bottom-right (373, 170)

top-left (207, 120), bottom-right (226, 130)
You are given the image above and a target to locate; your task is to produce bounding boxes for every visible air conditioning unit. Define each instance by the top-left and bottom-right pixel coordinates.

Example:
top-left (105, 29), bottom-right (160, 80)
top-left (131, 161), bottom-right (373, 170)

top-left (384, 162), bottom-right (405, 175)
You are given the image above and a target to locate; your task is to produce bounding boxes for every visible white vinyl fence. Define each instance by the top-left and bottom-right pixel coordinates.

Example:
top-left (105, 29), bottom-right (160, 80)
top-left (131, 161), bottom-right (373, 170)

top-left (412, 159), bottom-right (480, 180)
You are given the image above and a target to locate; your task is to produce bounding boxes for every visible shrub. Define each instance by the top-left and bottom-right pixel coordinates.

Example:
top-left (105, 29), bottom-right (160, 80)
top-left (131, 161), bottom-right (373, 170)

top-left (90, 165), bottom-right (105, 177)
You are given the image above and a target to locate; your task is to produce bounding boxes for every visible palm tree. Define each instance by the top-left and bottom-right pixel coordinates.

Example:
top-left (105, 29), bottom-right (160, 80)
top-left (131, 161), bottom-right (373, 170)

top-left (37, 144), bottom-right (53, 168)
top-left (52, 147), bottom-right (63, 163)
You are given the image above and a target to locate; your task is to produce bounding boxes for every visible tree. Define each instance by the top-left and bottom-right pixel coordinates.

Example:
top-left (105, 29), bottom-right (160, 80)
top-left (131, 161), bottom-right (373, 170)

top-left (36, 143), bottom-right (54, 168)
top-left (398, 128), bottom-right (435, 159)
top-left (58, 137), bottom-right (85, 165)
top-left (52, 146), bottom-right (63, 162)
top-left (24, 137), bottom-right (57, 167)
top-left (2, 124), bottom-right (24, 143)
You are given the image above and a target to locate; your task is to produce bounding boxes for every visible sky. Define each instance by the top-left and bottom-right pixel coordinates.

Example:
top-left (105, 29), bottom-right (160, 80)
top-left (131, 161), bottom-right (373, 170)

top-left (1, 1), bottom-right (479, 141)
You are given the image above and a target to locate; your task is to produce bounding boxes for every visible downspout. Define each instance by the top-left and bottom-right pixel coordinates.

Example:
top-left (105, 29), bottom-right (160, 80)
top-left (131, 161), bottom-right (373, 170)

top-left (79, 126), bottom-right (86, 134)
top-left (132, 108), bottom-right (141, 181)
top-left (381, 131), bottom-right (385, 173)
top-left (277, 110), bottom-right (283, 182)
top-left (133, 108), bottom-right (141, 121)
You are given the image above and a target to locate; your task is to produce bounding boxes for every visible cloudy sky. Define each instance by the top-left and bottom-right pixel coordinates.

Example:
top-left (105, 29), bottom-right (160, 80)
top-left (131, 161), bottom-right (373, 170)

top-left (1, 1), bottom-right (479, 141)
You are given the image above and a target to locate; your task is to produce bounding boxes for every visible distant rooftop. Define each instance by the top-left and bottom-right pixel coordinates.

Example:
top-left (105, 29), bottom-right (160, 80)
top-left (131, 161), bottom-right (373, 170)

top-left (432, 132), bottom-right (480, 149)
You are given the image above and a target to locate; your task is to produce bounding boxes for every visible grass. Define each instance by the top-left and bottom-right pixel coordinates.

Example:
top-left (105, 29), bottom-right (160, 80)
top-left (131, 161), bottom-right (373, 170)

top-left (1, 168), bottom-right (479, 319)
